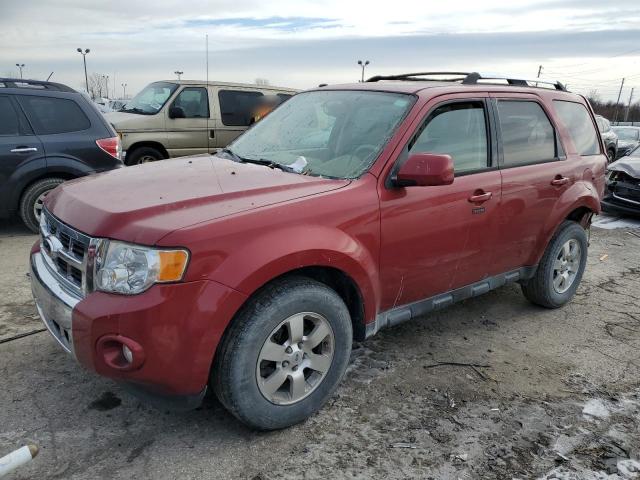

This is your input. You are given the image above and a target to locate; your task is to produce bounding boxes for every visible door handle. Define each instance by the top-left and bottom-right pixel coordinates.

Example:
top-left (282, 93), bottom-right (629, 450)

top-left (550, 176), bottom-right (569, 186)
top-left (10, 147), bottom-right (38, 153)
top-left (468, 191), bottom-right (493, 203)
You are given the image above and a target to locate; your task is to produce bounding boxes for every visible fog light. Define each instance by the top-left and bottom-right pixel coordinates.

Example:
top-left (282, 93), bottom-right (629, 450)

top-left (122, 344), bottom-right (133, 364)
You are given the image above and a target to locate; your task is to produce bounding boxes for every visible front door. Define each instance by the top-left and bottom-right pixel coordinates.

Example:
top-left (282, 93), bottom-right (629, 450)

top-left (378, 95), bottom-right (502, 311)
top-left (166, 86), bottom-right (211, 156)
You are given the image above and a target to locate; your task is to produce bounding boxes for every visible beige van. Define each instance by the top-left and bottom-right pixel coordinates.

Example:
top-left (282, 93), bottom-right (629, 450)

top-left (105, 80), bottom-right (298, 165)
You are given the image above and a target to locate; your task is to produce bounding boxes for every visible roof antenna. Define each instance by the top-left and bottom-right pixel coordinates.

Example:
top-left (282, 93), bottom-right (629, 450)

top-left (206, 33), bottom-right (210, 155)
top-left (46, 72), bottom-right (54, 81)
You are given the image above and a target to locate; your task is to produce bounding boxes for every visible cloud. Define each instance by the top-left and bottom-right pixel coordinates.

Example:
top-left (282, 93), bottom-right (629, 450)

top-left (1, 0), bottom-right (639, 101)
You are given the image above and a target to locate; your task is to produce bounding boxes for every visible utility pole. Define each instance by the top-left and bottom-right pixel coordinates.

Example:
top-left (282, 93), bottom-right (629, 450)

top-left (624, 87), bottom-right (635, 123)
top-left (76, 48), bottom-right (90, 94)
top-left (357, 60), bottom-right (370, 82)
top-left (15, 64), bottom-right (25, 79)
top-left (537, 65), bottom-right (543, 78)
top-left (613, 78), bottom-right (625, 123)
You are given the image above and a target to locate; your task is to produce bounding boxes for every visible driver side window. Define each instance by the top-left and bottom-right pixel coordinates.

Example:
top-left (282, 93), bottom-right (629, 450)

top-left (172, 87), bottom-right (209, 118)
top-left (410, 101), bottom-right (489, 174)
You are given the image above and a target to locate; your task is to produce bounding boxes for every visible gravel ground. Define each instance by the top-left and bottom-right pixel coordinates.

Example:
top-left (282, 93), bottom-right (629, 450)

top-left (1, 216), bottom-right (640, 479)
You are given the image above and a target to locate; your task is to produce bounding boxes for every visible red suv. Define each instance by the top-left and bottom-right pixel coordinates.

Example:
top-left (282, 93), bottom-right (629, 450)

top-left (30, 72), bottom-right (606, 430)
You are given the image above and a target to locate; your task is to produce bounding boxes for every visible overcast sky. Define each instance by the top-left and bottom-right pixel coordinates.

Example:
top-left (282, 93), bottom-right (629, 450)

top-left (1, 0), bottom-right (640, 101)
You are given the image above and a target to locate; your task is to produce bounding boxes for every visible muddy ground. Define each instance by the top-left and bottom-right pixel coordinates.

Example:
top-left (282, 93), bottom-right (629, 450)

top-left (1, 216), bottom-right (640, 479)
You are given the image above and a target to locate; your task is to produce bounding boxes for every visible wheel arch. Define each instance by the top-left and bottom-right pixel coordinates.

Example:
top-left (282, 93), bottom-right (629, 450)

top-left (533, 185), bottom-right (599, 265)
top-left (126, 141), bottom-right (169, 160)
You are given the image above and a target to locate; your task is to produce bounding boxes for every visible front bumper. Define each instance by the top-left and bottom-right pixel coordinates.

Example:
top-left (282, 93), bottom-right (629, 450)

top-left (30, 249), bottom-right (247, 400)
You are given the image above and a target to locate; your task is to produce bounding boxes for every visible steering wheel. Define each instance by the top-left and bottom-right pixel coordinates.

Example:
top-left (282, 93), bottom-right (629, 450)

top-left (353, 144), bottom-right (378, 160)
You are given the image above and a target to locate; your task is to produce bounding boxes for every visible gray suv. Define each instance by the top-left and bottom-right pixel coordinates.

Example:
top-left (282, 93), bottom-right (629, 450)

top-left (595, 115), bottom-right (618, 162)
top-left (0, 78), bottom-right (123, 232)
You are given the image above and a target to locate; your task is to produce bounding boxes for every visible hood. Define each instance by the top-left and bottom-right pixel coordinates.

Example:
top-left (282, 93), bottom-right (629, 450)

top-left (608, 156), bottom-right (640, 179)
top-left (103, 111), bottom-right (151, 130)
top-left (45, 155), bottom-right (349, 245)
top-left (617, 140), bottom-right (638, 149)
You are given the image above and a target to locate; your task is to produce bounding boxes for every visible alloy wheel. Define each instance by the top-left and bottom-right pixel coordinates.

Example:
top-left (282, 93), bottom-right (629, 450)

top-left (33, 190), bottom-right (51, 221)
top-left (256, 312), bottom-right (334, 405)
top-left (552, 239), bottom-right (582, 294)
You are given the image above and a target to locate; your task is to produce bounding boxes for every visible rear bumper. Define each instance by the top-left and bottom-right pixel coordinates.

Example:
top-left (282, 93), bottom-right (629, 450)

top-left (30, 249), bottom-right (247, 400)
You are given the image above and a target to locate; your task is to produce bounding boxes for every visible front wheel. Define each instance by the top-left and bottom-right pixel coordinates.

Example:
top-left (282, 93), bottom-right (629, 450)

top-left (125, 146), bottom-right (164, 166)
top-left (521, 221), bottom-right (588, 308)
top-left (212, 277), bottom-right (352, 430)
top-left (607, 148), bottom-right (616, 163)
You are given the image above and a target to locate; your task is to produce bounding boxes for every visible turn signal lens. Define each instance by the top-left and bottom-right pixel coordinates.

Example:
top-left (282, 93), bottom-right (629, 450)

top-left (158, 250), bottom-right (189, 282)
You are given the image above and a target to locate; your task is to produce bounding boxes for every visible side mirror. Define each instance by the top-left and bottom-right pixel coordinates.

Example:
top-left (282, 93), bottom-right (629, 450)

top-left (168, 106), bottom-right (186, 119)
top-left (394, 153), bottom-right (454, 187)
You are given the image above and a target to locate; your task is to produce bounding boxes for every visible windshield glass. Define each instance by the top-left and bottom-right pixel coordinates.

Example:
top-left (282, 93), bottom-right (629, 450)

top-left (123, 82), bottom-right (178, 115)
top-left (613, 128), bottom-right (640, 141)
top-left (228, 90), bottom-right (415, 179)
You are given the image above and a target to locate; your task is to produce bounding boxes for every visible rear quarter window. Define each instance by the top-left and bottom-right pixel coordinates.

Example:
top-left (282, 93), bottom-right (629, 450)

top-left (18, 95), bottom-right (91, 135)
top-left (553, 100), bottom-right (600, 156)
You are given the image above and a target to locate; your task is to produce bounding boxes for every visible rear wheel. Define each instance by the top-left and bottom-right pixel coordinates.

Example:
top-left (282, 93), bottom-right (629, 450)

top-left (213, 276), bottom-right (352, 430)
top-left (19, 178), bottom-right (64, 233)
top-left (607, 148), bottom-right (616, 163)
top-left (125, 146), bottom-right (164, 166)
top-left (521, 221), bottom-right (588, 308)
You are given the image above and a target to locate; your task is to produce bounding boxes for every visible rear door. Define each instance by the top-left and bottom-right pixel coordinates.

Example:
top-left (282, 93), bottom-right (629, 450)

top-left (378, 94), bottom-right (502, 310)
top-left (489, 93), bottom-right (571, 272)
top-left (0, 94), bottom-right (45, 215)
top-left (165, 86), bottom-right (212, 156)
top-left (15, 94), bottom-right (103, 171)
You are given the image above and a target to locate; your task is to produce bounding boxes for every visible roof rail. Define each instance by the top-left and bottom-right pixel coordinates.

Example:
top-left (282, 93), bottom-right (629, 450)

top-left (0, 78), bottom-right (75, 92)
top-left (366, 71), bottom-right (568, 91)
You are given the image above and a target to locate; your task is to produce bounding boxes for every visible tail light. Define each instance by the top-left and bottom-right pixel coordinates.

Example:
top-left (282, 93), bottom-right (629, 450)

top-left (96, 136), bottom-right (122, 161)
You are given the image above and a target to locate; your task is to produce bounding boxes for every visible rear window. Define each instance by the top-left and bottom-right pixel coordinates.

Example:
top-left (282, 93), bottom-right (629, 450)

top-left (218, 90), bottom-right (264, 126)
top-left (553, 101), bottom-right (600, 156)
top-left (497, 100), bottom-right (556, 167)
top-left (0, 96), bottom-right (21, 136)
top-left (18, 96), bottom-right (91, 135)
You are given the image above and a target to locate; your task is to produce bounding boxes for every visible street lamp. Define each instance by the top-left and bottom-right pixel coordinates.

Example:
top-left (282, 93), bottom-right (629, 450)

top-left (121, 83), bottom-right (127, 99)
top-left (76, 48), bottom-right (90, 94)
top-left (104, 75), bottom-right (110, 98)
top-left (357, 60), bottom-right (370, 82)
top-left (174, 70), bottom-right (183, 80)
top-left (15, 63), bottom-right (25, 79)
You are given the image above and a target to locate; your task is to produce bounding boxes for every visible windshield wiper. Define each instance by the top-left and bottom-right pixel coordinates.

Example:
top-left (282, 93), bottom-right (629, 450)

top-left (121, 107), bottom-right (148, 115)
top-left (218, 149), bottom-right (299, 174)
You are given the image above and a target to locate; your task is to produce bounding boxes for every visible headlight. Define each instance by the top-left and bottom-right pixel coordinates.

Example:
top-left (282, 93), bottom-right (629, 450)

top-left (94, 240), bottom-right (189, 295)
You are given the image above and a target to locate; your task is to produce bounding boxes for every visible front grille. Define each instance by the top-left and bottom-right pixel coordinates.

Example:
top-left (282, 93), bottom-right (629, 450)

top-left (40, 208), bottom-right (93, 298)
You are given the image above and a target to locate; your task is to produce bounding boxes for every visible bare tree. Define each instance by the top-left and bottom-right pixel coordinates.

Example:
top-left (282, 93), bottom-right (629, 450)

top-left (255, 78), bottom-right (270, 86)
top-left (87, 73), bottom-right (109, 99)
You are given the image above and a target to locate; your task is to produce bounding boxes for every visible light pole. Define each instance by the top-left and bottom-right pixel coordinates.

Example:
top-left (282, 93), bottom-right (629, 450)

top-left (357, 60), bottom-right (370, 82)
top-left (121, 83), bottom-right (127, 99)
top-left (174, 70), bottom-right (183, 80)
top-left (105, 75), bottom-right (109, 98)
top-left (76, 48), bottom-right (90, 94)
top-left (15, 63), bottom-right (25, 79)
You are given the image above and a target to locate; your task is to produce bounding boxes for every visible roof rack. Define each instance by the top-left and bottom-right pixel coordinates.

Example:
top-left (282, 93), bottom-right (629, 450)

top-left (0, 78), bottom-right (75, 92)
top-left (365, 71), bottom-right (567, 91)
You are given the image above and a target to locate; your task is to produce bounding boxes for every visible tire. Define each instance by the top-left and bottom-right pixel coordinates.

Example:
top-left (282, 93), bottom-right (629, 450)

top-left (125, 146), bottom-right (164, 166)
top-left (212, 276), bottom-right (353, 430)
top-left (19, 178), bottom-right (64, 233)
top-left (607, 148), bottom-right (616, 163)
top-left (521, 221), bottom-right (588, 308)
